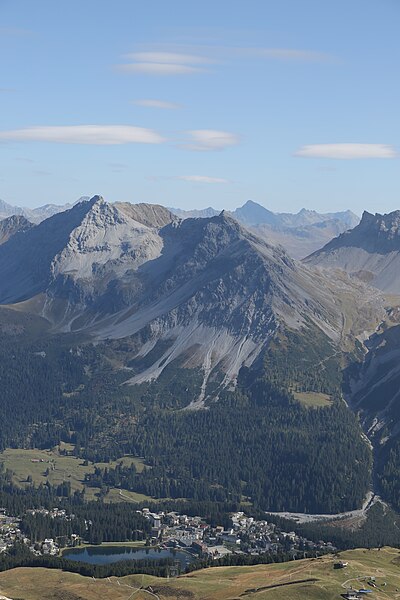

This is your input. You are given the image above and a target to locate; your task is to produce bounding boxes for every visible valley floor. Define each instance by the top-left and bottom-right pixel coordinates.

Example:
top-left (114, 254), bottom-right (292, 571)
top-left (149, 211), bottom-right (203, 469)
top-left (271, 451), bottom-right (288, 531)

top-left (1, 547), bottom-right (400, 600)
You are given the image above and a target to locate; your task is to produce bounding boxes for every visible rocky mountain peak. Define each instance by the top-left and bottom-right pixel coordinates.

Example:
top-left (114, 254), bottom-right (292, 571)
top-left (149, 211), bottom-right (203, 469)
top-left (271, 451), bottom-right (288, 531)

top-left (358, 209), bottom-right (400, 239)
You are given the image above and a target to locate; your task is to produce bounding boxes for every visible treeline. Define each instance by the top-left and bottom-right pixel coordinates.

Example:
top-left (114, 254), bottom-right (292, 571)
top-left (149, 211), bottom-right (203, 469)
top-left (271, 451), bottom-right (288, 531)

top-left (185, 548), bottom-right (326, 573)
top-left (378, 437), bottom-right (400, 511)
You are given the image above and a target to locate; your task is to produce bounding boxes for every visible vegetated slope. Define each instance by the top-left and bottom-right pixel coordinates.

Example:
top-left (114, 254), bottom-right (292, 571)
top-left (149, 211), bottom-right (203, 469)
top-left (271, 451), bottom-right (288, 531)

top-left (305, 209), bottom-right (400, 293)
top-left (0, 301), bottom-right (372, 513)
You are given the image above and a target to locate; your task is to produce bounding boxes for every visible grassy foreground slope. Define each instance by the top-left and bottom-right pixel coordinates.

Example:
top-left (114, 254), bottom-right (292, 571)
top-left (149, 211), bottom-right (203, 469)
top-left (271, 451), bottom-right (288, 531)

top-left (1, 548), bottom-right (400, 600)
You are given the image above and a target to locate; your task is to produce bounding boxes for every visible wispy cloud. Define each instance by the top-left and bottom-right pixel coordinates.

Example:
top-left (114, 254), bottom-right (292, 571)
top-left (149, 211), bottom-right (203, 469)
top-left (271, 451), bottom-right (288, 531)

top-left (295, 144), bottom-right (397, 159)
top-left (133, 99), bottom-right (182, 109)
top-left (129, 43), bottom-right (334, 65)
top-left (116, 43), bottom-right (334, 77)
top-left (176, 175), bottom-right (230, 184)
top-left (124, 52), bottom-right (212, 65)
top-left (184, 129), bottom-right (240, 151)
top-left (116, 51), bottom-right (211, 76)
top-left (118, 63), bottom-right (204, 75)
top-left (0, 125), bottom-right (165, 145)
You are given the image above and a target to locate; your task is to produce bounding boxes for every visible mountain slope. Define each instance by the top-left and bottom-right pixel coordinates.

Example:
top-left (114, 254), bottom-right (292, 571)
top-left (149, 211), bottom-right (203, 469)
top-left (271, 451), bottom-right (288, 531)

top-left (0, 196), bottom-right (386, 513)
top-left (305, 210), bottom-right (400, 293)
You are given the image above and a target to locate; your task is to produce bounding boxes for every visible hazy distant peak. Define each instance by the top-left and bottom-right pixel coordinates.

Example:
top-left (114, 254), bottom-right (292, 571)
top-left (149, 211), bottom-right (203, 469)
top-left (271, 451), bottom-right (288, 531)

top-left (169, 206), bottom-right (219, 219)
top-left (233, 200), bottom-right (277, 226)
top-left (115, 202), bottom-right (176, 228)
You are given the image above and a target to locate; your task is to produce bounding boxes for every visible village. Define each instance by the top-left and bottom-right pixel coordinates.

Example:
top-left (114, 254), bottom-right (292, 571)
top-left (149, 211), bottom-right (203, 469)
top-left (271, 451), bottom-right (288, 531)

top-left (0, 504), bottom-right (336, 564)
top-left (138, 508), bottom-right (337, 560)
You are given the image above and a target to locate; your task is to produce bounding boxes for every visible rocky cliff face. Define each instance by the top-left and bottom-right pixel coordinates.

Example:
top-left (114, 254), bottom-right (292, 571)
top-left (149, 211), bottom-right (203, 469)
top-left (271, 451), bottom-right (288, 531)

top-left (305, 210), bottom-right (400, 292)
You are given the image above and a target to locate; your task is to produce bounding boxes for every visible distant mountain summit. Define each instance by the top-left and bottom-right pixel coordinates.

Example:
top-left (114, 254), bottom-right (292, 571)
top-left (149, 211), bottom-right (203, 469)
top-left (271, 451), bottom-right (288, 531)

top-left (0, 215), bottom-right (34, 245)
top-left (305, 209), bottom-right (400, 293)
top-left (232, 200), bottom-right (279, 226)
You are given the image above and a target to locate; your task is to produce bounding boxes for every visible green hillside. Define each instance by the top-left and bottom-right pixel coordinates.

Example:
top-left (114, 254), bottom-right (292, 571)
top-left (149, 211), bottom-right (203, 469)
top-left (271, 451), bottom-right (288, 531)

top-left (0, 547), bottom-right (399, 600)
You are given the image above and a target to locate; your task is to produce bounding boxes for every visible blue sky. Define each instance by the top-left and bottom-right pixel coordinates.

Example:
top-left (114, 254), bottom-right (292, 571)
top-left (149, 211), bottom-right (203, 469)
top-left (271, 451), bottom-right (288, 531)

top-left (0, 0), bottom-right (399, 214)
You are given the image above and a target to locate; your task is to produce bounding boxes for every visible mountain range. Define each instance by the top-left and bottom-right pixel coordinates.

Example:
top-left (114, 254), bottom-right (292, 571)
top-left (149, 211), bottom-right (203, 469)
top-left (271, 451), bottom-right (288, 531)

top-left (0, 196), bottom-right (359, 260)
top-left (170, 200), bottom-right (360, 259)
top-left (0, 196), bottom-right (373, 397)
top-left (0, 196), bottom-right (89, 224)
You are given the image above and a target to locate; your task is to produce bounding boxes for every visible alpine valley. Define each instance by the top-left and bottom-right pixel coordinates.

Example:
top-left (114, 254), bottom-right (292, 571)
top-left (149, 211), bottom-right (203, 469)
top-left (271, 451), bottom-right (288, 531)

top-left (1, 195), bottom-right (400, 536)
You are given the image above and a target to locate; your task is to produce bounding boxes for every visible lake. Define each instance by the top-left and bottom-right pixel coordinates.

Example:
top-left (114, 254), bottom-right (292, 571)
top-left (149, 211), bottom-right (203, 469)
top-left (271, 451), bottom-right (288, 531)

top-left (63, 545), bottom-right (194, 567)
